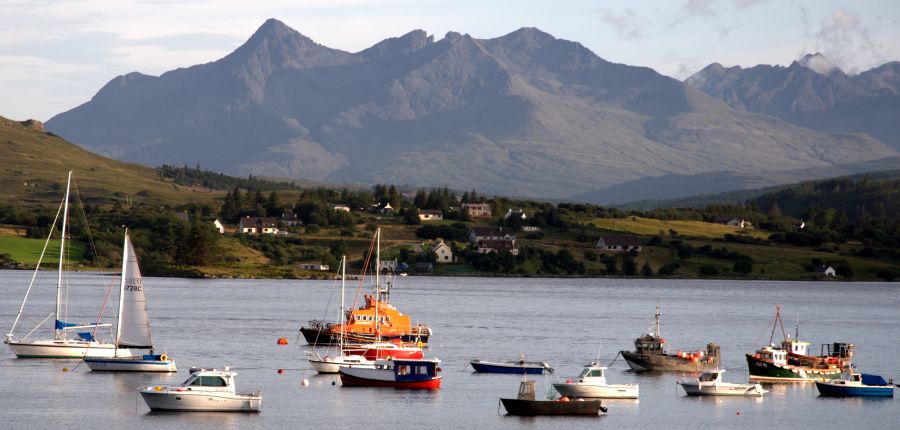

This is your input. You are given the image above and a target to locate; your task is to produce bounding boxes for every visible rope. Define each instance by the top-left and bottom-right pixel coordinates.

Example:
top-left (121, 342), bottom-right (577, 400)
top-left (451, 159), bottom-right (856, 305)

top-left (606, 351), bottom-right (622, 368)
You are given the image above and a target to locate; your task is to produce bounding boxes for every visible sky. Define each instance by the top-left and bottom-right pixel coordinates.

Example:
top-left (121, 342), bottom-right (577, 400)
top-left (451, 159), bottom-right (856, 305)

top-left (1, 0), bottom-right (898, 121)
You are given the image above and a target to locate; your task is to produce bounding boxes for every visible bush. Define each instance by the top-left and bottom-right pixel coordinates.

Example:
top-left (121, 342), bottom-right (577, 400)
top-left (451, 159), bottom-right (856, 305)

top-left (699, 265), bottom-right (720, 276)
top-left (733, 259), bottom-right (753, 274)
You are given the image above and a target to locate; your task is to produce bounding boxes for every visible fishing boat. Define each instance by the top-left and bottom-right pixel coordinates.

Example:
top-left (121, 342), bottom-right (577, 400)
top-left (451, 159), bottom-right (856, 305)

top-left (300, 228), bottom-right (431, 346)
top-left (83, 230), bottom-right (175, 372)
top-left (5, 171), bottom-right (121, 359)
top-left (339, 358), bottom-right (442, 389)
top-left (620, 305), bottom-right (720, 372)
top-left (139, 367), bottom-right (261, 412)
top-left (552, 362), bottom-right (638, 399)
top-left (470, 358), bottom-right (553, 375)
top-left (501, 380), bottom-right (607, 416)
top-left (677, 369), bottom-right (767, 397)
top-left (815, 372), bottom-right (896, 397)
top-left (746, 305), bottom-right (851, 382)
top-left (307, 256), bottom-right (374, 374)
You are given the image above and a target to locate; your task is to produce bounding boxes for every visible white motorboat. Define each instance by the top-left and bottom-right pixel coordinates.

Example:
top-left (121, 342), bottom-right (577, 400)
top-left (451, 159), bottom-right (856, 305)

top-left (140, 367), bottom-right (261, 412)
top-left (5, 171), bottom-right (119, 358)
top-left (308, 353), bottom-right (374, 374)
top-left (552, 362), bottom-right (639, 399)
top-left (678, 369), bottom-right (767, 397)
top-left (84, 230), bottom-right (176, 372)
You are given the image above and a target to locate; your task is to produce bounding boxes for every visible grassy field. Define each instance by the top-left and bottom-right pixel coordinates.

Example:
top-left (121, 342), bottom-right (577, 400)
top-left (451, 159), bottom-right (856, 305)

top-left (0, 237), bottom-right (86, 265)
top-left (590, 216), bottom-right (769, 240)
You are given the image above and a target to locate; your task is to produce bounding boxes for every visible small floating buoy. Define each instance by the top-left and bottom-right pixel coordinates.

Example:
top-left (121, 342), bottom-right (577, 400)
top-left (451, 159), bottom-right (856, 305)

top-left (736, 411), bottom-right (741, 416)
top-left (277, 337), bottom-right (288, 345)
top-left (277, 369), bottom-right (285, 374)
top-left (302, 379), bottom-right (309, 386)
top-left (331, 381), bottom-right (336, 386)
top-left (62, 367), bottom-right (69, 372)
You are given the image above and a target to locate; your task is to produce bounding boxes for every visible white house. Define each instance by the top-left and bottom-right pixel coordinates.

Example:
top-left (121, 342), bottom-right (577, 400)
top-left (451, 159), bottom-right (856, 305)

top-left (299, 263), bottom-right (330, 271)
top-left (212, 219), bottom-right (225, 234)
top-left (239, 216), bottom-right (279, 235)
top-left (815, 265), bottom-right (836, 277)
top-left (431, 240), bottom-right (453, 264)
top-left (596, 235), bottom-right (642, 252)
top-left (418, 209), bottom-right (444, 221)
top-left (333, 205), bottom-right (350, 212)
top-left (469, 226), bottom-right (518, 256)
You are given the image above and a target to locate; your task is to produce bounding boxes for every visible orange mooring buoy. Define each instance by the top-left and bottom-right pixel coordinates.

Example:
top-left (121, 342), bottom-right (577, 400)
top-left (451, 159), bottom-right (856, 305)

top-left (277, 337), bottom-right (288, 345)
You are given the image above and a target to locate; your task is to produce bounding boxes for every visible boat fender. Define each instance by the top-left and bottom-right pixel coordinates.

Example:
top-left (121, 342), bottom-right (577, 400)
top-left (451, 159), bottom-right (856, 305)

top-left (160, 353), bottom-right (168, 361)
top-left (154, 386), bottom-right (163, 391)
top-left (558, 396), bottom-right (570, 402)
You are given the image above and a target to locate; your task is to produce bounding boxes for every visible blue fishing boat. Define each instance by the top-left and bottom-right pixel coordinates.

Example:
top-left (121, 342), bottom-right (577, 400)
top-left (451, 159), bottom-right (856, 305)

top-left (470, 359), bottom-right (553, 375)
top-left (815, 372), bottom-right (895, 397)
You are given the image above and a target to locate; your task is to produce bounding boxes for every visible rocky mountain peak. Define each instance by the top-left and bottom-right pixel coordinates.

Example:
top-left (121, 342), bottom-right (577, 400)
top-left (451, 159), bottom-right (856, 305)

top-left (359, 29), bottom-right (434, 60)
top-left (796, 52), bottom-right (844, 76)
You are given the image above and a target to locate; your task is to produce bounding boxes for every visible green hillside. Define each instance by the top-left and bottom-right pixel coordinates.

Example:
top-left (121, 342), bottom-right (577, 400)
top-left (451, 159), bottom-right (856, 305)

top-left (0, 116), bottom-right (223, 205)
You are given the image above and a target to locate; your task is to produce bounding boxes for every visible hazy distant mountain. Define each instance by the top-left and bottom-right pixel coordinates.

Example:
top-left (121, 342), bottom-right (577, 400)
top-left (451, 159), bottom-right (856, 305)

top-left (686, 53), bottom-right (900, 152)
top-left (46, 20), bottom-right (897, 199)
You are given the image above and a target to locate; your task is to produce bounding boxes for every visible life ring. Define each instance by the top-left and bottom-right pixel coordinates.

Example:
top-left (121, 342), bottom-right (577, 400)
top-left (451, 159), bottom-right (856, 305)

top-left (160, 353), bottom-right (168, 361)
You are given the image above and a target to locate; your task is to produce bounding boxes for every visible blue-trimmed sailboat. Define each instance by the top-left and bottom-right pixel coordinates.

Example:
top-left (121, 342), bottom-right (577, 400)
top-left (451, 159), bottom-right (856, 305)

top-left (83, 230), bottom-right (175, 372)
top-left (5, 171), bottom-right (120, 359)
top-left (816, 372), bottom-right (896, 397)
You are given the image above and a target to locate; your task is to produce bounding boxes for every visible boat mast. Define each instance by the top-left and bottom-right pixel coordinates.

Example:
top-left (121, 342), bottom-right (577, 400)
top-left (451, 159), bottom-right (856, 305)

top-left (655, 303), bottom-right (660, 338)
top-left (374, 227), bottom-right (380, 339)
top-left (339, 255), bottom-right (346, 352)
top-left (55, 171), bottom-right (72, 341)
top-left (114, 229), bottom-right (129, 356)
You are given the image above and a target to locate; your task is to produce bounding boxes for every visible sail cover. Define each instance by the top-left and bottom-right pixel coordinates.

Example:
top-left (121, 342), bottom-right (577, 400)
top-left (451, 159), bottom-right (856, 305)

top-left (118, 234), bottom-right (153, 348)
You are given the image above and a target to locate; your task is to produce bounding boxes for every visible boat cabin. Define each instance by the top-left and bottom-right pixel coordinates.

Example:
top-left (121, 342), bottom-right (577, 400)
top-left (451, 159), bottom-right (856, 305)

top-left (758, 346), bottom-right (788, 366)
top-left (576, 365), bottom-right (608, 384)
top-left (180, 368), bottom-right (237, 393)
top-left (339, 294), bottom-right (412, 336)
top-left (782, 339), bottom-right (811, 356)
top-left (698, 369), bottom-right (725, 383)
top-left (517, 380), bottom-right (536, 401)
top-left (633, 334), bottom-right (665, 354)
top-left (376, 359), bottom-right (441, 382)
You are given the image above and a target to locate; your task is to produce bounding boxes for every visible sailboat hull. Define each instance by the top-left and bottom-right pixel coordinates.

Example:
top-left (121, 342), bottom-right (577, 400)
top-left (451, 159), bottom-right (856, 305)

top-left (84, 356), bottom-right (176, 372)
top-left (6, 339), bottom-right (120, 359)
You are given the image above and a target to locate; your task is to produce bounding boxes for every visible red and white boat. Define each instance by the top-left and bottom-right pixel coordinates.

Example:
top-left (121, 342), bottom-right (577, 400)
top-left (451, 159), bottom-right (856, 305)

top-left (343, 341), bottom-right (423, 360)
top-left (339, 358), bottom-right (442, 389)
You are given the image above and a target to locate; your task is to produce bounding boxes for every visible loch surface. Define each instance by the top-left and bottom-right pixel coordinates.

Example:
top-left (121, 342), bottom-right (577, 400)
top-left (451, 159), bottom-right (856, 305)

top-left (1, 270), bottom-right (897, 429)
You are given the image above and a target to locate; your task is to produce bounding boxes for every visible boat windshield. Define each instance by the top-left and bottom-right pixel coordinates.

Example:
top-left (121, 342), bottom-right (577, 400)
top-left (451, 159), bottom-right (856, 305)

top-left (186, 375), bottom-right (228, 387)
top-left (579, 368), bottom-right (603, 378)
top-left (699, 372), bottom-right (718, 382)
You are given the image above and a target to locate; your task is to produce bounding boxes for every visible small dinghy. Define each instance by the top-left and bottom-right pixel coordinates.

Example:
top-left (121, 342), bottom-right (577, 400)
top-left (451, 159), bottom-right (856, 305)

top-left (815, 372), bottom-right (895, 397)
top-left (471, 358), bottom-right (553, 374)
top-left (139, 367), bottom-right (261, 412)
top-left (677, 369), bottom-right (767, 397)
top-left (501, 380), bottom-right (607, 416)
top-left (553, 362), bottom-right (639, 399)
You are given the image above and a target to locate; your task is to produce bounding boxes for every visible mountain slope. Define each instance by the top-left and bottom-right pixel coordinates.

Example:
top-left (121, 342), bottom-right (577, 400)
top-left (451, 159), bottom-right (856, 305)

top-left (686, 54), bottom-right (900, 151)
top-left (0, 116), bottom-right (220, 204)
top-left (46, 20), bottom-right (898, 199)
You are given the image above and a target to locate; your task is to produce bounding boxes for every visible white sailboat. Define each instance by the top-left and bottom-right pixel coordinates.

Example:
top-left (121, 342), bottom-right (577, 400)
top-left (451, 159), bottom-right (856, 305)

top-left (83, 230), bottom-right (176, 372)
top-left (5, 171), bottom-right (121, 359)
top-left (308, 255), bottom-right (374, 374)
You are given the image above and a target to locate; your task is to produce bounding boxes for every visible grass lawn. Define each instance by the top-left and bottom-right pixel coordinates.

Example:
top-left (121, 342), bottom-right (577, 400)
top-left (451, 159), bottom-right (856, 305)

top-left (590, 216), bottom-right (769, 240)
top-left (0, 237), bottom-right (86, 265)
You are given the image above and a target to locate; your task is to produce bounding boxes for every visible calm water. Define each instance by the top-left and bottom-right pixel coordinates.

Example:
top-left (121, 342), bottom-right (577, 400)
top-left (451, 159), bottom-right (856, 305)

top-left (0, 270), bottom-right (897, 429)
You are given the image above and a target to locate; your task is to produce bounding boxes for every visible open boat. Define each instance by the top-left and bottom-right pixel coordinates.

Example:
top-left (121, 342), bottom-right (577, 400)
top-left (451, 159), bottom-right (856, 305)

top-left (677, 369), bottom-right (767, 396)
top-left (5, 171), bottom-right (121, 359)
top-left (501, 380), bottom-right (607, 416)
top-left (746, 305), bottom-right (851, 382)
top-left (470, 359), bottom-right (553, 375)
top-left (139, 367), bottom-right (261, 412)
top-left (308, 256), bottom-right (374, 374)
top-left (84, 230), bottom-right (175, 372)
top-left (300, 228), bottom-right (431, 346)
top-left (553, 362), bottom-right (638, 399)
top-left (339, 358), bottom-right (442, 389)
top-left (344, 341), bottom-right (423, 360)
top-left (620, 305), bottom-right (720, 372)
top-left (815, 372), bottom-right (896, 397)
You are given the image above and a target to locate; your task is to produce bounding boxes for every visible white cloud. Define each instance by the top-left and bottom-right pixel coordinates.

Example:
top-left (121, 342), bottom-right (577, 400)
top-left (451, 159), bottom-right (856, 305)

top-left (598, 8), bottom-right (646, 41)
top-left (814, 7), bottom-right (883, 74)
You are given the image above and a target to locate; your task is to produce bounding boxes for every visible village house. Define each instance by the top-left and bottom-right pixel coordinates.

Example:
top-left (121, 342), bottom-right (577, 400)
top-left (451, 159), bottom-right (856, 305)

top-left (716, 216), bottom-right (753, 229)
top-left (281, 212), bottom-right (302, 227)
top-left (462, 203), bottom-right (492, 218)
top-left (375, 202), bottom-right (394, 214)
top-left (522, 226), bottom-right (541, 232)
top-left (239, 216), bottom-right (279, 235)
top-left (418, 209), bottom-right (444, 221)
top-left (595, 235), bottom-right (642, 253)
top-left (815, 265), bottom-right (836, 277)
top-left (378, 259), bottom-right (398, 273)
top-left (431, 240), bottom-right (453, 264)
top-left (333, 204), bottom-right (351, 212)
top-left (299, 263), bottom-right (330, 271)
top-left (469, 226), bottom-right (518, 256)
top-left (212, 219), bottom-right (225, 234)
top-left (504, 208), bottom-right (526, 220)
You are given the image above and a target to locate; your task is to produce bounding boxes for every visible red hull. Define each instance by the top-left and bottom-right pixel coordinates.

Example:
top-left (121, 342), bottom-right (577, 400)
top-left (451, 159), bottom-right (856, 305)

top-left (339, 373), bottom-right (441, 389)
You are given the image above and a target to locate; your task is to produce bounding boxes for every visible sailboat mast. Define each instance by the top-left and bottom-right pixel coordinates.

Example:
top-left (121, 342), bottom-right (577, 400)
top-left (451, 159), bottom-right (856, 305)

top-left (55, 171), bottom-right (72, 340)
top-left (374, 228), bottom-right (380, 338)
top-left (340, 255), bottom-right (346, 352)
top-left (114, 229), bottom-right (129, 355)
